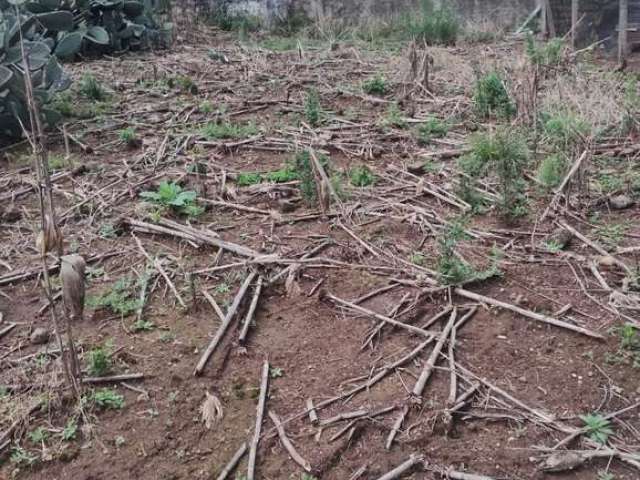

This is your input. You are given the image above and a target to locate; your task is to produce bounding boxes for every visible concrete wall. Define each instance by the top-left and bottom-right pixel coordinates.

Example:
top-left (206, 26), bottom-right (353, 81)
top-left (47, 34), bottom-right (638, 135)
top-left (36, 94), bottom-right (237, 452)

top-left (217, 0), bottom-right (535, 28)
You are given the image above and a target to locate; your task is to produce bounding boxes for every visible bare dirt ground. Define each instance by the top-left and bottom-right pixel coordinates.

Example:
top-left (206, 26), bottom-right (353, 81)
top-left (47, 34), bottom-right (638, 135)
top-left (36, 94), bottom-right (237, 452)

top-left (1, 26), bottom-right (640, 480)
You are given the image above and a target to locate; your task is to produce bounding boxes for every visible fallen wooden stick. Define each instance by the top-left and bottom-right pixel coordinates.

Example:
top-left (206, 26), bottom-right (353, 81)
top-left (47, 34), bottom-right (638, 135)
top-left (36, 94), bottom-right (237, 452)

top-left (239, 276), bottom-right (263, 344)
top-left (375, 454), bottom-right (424, 480)
top-left (82, 373), bottom-right (145, 384)
top-left (453, 288), bottom-right (604, 340)
top-left (248, 361), bottom-right (270, 480)
top-left (387, 309), bottom-right (458, 449)
top-left (194, 272), bottom-right (257, 376)
top-left (201, 288), bottom-right (226, 322)
top-left (269, 411), bottom-right (312, 472)
top-left (325, 292), bottom-right (435, 337)
top-left (215, 442), bottom-right (247, 480)
top-left (445, 469), bottom-right (496, 480)
top-left (0, 323), bottom-right (16, 341)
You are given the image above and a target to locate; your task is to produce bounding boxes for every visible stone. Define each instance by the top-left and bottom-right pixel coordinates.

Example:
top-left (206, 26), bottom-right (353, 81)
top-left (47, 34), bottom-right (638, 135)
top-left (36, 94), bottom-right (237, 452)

top-left (30, 327), bottom-right (50, 345)
top-left (609, 194), bottom-right (634, 210)
top-left (278, 199), bottom-right (297, 213)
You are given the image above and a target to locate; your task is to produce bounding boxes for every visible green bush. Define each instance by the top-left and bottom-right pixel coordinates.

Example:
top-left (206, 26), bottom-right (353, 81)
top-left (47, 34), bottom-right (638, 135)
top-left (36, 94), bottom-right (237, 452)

top-left (363, 74), bottom-right (388, 96)
top-left (473, 72), bottom-right (515, 119)
top-left (349, 165), bottom-right (376, 187)
top-left (537, 154), bottom-right (566, 190)
top-left (294, 150), bottom-right (330, 203)
top-left (525, 33), bottom-right (563, 67)
top-left (541, 111), bottom-right (589, 150)
top-left (140, 181), bottom-right (204, 217)
top-left (416, 116), bottom-right (448, 145)
top-left (459, 129), bottom-right (530, 220)
top-left (304, 88), bottom-right (322, 127)
top-left (407, 0), bottom-right (459, 45)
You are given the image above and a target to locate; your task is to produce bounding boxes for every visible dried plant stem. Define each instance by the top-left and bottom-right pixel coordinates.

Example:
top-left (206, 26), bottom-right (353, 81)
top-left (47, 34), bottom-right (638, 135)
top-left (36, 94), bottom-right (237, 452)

top-left (248, 361), bottom-right (270, 480)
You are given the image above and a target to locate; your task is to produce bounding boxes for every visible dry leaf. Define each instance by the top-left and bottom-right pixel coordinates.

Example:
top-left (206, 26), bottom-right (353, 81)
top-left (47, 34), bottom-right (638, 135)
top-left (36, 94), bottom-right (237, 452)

top-left (36, 214), bottom-right (63, 256)
top-left (200, 391), bottom-right (223, 430)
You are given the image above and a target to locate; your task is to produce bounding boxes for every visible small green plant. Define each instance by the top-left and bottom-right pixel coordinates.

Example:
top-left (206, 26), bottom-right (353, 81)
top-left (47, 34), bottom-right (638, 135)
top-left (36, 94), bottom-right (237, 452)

top-left (597, 174), bottom-right (624, 194)
top-left (270, 367), bottom-right (284, 378)
top-left (118, 127), bottom-right (138, 146)
top-left (79, 74), bottom-right (108, 101)
top-left (173, 75), bottom-right (197, 94)
top-left (594, 222), bottom-right (629, 250)
top-left (363, 74), bottom-right (388, 96)
top-left (304, 89), bottom-right (322, 127)
top-left (537, 154), bottom-right (566, 190)
top-left (266, 166), bottom-right (298, 183)
top-left (416, 116), bottom-right (448, 145)
top-left (459, 129), bottom-right (530, 220)
top-left (580, 413), bottom-right (613, 444)
top-left (88, 278), bottom-right (142, 317)
top-left (541, 111), bottom-right (589, 151)
top-left (619, 324), bottom-right (638, 350)
top-left (132, 319), bottom-right (155, 332)
top-left (200, 121), bottom-right (258, 140)
top-left (114, 435), bottom-right (126, 447)
top-left (87, 341), bottom-right (113, 377)
top-left (28, 427), bottom-right (48, 444)
top-left (597, 472), bottom-right (615, 480)
top-left (140, 181), bottom-right (204, 217)
top-left (236, 172), bottom-right (263, 186)
top-left (10, 446), bottom-right (37, 466)
top-left (215, 282), bottom-right (230, 295)
top-left (410, 252), bottom-right (426, 266)
top-left (88, 388), bottom-right (125, 410)
top-left (294, 150), bottom-right (331, 204)
top-left (525, 33), bottom-right (564, 67)
top-left (159, 331), bottom-right (176, 343)
top-left (98, 223), bottom-right (118, 239)
top-left (473, 72), bottom-right (515, 119)
top-left (383, 103), bottom-right (406, 129)
top-left (436, 218), bottom-right (501, 285)
top-left (48, 154), bottom-right (67, 171)
top-left (209, 7), bottom-right (261, 33)
top-left (61, 418), bottom-right (78, 441)
top-left (200, 100), bottom-right (214, 113)
top-left (349, 165), bottom-right (376, 187)
top-left (543, 239), bottom-right (563, 253)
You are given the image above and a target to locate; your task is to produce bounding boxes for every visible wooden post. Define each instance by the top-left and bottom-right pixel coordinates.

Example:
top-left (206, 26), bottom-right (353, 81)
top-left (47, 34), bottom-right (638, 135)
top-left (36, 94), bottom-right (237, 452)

top-left (619, 0), bottom-right (629, 63)
top-left (540, 0), bottom-right (547, 37)
top-left (546, 0), bottom-right (556, 38)
top-left (571, 0), bottom-right (579, 49)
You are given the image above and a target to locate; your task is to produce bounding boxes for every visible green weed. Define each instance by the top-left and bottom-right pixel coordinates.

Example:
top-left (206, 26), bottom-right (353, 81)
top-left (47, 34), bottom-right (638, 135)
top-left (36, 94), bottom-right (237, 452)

top-left (88, 277), bottom-right (142, 317)
top-left (140, 181), bottom-right (204, 217)
top-left (209, 7), bottom-right (261, 33)
top-left (537, 154), bottom-right (566, 190)
top-left (48, 154), bottom-right (67, 171)
top-left (363, 74), bottom-right (388, 96)
top-left (87, 388), bottom-right (125, 410)
top-left (294, 150), bottom-right (330, 204)
top-left (410, 252), bottom-right (426, 266)
top-left (594, 222), bottom-right (629, 250)
top-left (236, 172), bottom-right (263, 186)
top-left (473, 71), bottom-right (515, 119)
top-left (78, 74), bottom-right (108, 101)
top-left (28, 427), bottom-right (48, 444)
top-left (118, 127), bottom-right (137, 146)
top-left (436, 218), bottom-right (501, 285)
top-left (460, 129), bottom-right (530, 220)
top-left (349, 165), bottom-right (376, 187)
top-left (86, 340), bottom-right (113, 377)
top-left (383, 103), bottom-right (406, 128)
top-left (541, 111), bottom-right (589, 150)
top-left (132, 319), bottom-right (155, 332)
top-left (580, 413), bottom-right (613, 444)
top-left (10, 446), bottom-right (37, 466)
top-left (304, 89), bottom-right (323, 127)
top-left (200, 100), bottom-right (215, 114)
top-left (416, 116), bottom-right (448, 145)
top-left (201, 121), bottom-right (258, 140)
top-left (525, 33), bottom-right (563, 67)
top-left (61, 418), bottom-right (77, 441)
top-left (270, 367), bottom-right (284, 378)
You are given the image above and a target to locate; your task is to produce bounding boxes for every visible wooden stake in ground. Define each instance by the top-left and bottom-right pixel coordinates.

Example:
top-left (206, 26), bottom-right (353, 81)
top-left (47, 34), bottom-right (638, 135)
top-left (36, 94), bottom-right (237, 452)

top-left (247, 361), bottom-right (270, 480)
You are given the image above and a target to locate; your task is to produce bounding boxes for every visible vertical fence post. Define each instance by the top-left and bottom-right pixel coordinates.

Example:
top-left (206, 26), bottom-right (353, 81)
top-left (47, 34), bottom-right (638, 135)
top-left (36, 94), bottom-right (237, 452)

top-left (619, 0), bottom-right (629, 64)
top-left (571, 0), bottom-right (579, 49)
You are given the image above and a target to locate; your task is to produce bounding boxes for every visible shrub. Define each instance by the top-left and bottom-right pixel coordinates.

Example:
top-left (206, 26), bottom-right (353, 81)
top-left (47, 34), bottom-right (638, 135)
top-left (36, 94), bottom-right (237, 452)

top-left (473, 72), bottom-right (515, 119)
top-left (88, 278), bottom-right (142, 317)
top-left (304, 89), bottom-right (322, 127)
top-left (79, 74), bottom-right (108, 101)
top-left (416, 116), bottom-right (448, 145)
top-left (459, 129), bottom-right (530, 220)
top-left (201, 121), bottom-right (258, 140)
top-left (363, 74), bottom-right (388, 96)
top-left (537, 154), bottom-right (566, 190)
top-left (541, 111), bottom-right (589, 150)
top-left (349, 166), bottom-right (376, 187)
top-left (525, 33), bottom-right (564, 67)
top-left (88, 388), bottom-right (125, 410)
top-left (87, 341), bottom-right (113, 376)
top-left (294, 150), bottom-right (330, 203)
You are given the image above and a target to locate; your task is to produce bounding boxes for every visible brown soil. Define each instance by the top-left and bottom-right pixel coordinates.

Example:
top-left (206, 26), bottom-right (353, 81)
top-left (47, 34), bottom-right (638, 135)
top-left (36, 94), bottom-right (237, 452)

top-left (1, 27), bottom-right (640, 480)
